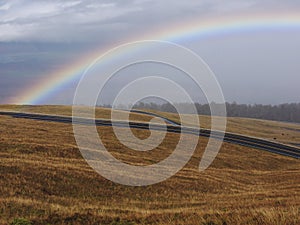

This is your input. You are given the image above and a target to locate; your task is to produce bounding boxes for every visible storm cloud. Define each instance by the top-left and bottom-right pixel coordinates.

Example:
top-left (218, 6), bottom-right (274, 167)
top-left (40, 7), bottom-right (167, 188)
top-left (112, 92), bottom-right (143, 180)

top-left (0, 0), bottom-right (300, 105)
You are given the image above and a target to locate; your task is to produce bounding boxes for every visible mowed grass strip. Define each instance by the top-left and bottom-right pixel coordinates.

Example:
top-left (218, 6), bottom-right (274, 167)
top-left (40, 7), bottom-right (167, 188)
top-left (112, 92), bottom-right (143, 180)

top-left (0, 112), bottom-right (300, 224)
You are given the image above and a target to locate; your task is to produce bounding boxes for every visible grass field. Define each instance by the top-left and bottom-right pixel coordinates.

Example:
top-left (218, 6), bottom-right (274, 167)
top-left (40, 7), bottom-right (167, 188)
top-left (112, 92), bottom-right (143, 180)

top-left (139, 108), bottom-right (300, 146)
top-left (0, 105), bottom-right (300, 224)
top-left (1, 104), bottom-right (300, 146)
top-left (0, 105), bottom-right (155, 123)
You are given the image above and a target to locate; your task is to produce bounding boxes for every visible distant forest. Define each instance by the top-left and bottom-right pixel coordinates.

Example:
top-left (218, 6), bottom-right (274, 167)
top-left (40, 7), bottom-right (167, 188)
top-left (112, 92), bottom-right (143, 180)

top-left (125, 102), bottom-right (300, 123)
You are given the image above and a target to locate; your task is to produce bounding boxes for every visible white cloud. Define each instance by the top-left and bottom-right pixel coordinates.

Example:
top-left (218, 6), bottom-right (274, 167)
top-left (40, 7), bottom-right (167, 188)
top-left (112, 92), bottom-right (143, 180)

top-left (86, 2), bottom-right (116, 9)
top-left (0, 1), bottom-right (60, 23)
top-left (0, 0), bottom-right (143, 41)
top-left (0, 2), bottom-right (11, 10)
top-left (0, 0), bottom-right (299, 42)
top-left (58, 1), bottom-right (82, 8)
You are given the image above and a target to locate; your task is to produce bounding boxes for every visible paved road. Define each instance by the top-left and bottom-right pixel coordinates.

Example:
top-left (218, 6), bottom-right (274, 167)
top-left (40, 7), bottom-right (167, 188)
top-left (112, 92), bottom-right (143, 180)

top-left (0, 110), bottom-right (299, 159)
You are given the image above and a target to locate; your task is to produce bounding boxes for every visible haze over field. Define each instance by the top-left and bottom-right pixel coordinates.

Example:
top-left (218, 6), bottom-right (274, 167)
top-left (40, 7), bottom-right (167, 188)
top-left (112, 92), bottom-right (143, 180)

top-left (0, 0), bottom-right (300, 105)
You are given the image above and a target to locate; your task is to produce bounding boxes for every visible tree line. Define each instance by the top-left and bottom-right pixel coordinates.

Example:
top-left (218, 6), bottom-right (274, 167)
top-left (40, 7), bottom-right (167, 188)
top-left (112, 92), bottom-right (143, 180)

top-left (127, 102), bottom-right (300, 123)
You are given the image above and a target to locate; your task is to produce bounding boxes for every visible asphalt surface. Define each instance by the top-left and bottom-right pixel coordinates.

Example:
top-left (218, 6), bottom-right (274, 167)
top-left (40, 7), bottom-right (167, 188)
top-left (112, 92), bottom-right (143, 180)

top-left (0, 110), bottom-right (299, 159)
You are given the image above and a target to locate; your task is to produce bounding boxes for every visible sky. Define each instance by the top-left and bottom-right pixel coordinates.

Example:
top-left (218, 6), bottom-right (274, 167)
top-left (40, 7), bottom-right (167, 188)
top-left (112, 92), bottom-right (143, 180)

top-left (0, 0), bottom-right (300, 105)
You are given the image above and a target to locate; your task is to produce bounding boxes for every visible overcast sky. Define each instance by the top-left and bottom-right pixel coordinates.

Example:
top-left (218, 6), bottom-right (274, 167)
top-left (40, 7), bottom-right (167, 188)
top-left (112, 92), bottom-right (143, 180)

top-left (0, 0), bottom-right (300, 105)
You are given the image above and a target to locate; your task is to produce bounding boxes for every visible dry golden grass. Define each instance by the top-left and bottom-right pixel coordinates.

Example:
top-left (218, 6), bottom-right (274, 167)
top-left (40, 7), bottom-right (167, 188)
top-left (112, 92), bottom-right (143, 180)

top-left (0, 105), bottom-right (155, 124)
top-left (1, 105), bottom-right (300, 146)
top-left (0, 105), bottom-right (300, 224)
top-left (138, 108), bottom-right (300, 146)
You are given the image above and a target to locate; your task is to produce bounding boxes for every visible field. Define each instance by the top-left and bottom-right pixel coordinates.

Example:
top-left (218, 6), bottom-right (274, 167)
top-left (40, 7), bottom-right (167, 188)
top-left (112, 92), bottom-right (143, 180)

top-left (139, 108), bottom-right (300, 146)
top-left (1, 104), bottom-right (300, 146)
top-left (0, 105), bottom-right (300, 224)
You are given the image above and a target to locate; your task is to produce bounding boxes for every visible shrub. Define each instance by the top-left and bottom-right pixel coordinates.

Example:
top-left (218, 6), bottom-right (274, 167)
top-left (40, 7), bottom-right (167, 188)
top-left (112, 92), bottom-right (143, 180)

top-left (10, 218), bottom-right (32, 225)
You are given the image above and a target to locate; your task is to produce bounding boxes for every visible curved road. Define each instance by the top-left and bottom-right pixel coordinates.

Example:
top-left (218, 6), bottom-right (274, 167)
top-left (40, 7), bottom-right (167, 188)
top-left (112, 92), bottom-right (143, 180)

top-left (0, 110), bottom-right (299, 159)
top-left (130, 109), bottom-right (300, 159)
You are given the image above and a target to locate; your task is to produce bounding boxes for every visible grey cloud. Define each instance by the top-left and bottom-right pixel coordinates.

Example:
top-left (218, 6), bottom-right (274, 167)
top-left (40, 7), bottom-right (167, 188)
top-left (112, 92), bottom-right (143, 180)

top-left (2, 0), bottom-right (296, 42)
top-left (0, 0), bottom-right (300, 105)
top-left (0, 0), bottom-right (144, 42)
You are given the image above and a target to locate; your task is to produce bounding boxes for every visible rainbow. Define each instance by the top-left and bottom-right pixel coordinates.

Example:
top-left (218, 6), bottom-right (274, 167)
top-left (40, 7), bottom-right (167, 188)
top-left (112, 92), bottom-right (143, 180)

top-left (14, 11), bottom-right (300, 105)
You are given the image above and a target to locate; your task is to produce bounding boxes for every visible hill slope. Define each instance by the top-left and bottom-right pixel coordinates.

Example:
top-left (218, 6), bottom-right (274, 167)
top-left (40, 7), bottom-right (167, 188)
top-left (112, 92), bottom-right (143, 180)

top-left (0, 106), bottom-right (299, 224)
